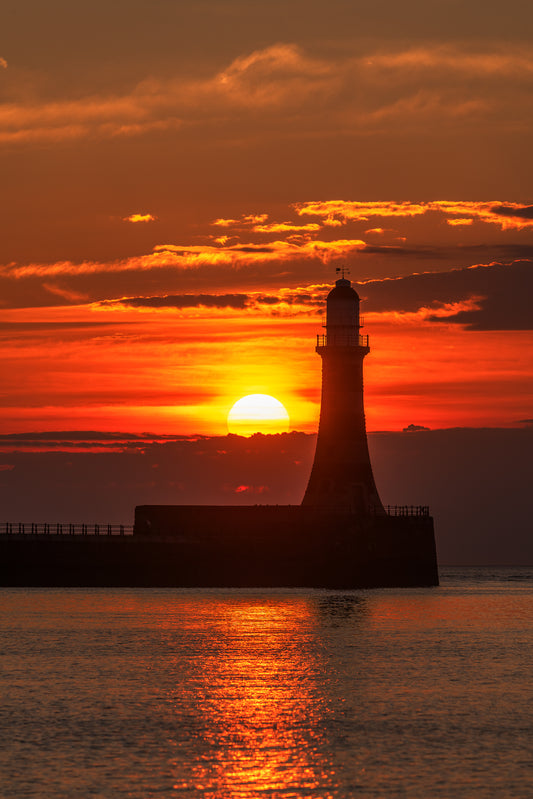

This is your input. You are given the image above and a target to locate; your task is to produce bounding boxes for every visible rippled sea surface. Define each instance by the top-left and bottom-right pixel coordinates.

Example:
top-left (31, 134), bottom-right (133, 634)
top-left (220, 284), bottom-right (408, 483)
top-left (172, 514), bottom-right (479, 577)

top-left (1, 568), bottom-right (532, 798)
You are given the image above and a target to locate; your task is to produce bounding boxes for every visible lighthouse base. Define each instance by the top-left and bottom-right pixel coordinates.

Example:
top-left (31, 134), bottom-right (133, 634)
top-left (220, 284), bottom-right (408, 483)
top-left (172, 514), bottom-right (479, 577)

top-left (132, 505), bottom-right (439, 588)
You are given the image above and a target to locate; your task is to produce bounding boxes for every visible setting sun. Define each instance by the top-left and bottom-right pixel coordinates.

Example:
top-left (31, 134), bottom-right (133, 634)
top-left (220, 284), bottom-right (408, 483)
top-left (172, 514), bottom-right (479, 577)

top-left (227, 394), bottom-right (290, 436)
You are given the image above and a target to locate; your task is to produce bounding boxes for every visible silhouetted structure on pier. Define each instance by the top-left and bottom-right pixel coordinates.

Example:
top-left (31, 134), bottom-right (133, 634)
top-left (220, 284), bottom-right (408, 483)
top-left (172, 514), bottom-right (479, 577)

top-left (0, 277), bottom-right (438, 588)
top-left (303, 277), bottom-right (383, 513)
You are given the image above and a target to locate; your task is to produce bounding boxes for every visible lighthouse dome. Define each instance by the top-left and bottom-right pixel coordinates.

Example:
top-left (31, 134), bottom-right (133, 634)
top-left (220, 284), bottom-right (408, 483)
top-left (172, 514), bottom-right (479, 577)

top-left (326, 278), bottom-right (360, 330)
top-left (327, 277), bottom-right (360, 302)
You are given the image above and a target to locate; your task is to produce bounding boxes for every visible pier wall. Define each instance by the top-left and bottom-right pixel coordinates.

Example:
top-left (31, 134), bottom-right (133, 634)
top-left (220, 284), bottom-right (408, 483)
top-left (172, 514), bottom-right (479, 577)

top-left (0, 506), bottom-right (438, 588)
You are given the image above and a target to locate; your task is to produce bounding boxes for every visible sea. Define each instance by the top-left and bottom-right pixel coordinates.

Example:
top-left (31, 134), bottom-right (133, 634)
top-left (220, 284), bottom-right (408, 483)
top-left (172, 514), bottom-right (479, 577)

top-left (1, 567), bottom-right (531, 798)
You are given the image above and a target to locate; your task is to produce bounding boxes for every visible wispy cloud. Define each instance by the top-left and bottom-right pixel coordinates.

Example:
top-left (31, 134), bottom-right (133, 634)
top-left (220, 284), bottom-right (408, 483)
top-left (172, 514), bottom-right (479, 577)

top-left (0, 57), bottom-right (7, 69)
top-left (42, 283), bottom-right (90, 303)
top-left (2, 42), bottom-right (533, 145)
top-left (366, 46), bottom-right (533, 76)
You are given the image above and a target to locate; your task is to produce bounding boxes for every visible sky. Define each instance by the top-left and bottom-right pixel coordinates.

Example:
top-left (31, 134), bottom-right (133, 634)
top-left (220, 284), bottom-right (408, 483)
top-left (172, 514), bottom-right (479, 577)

top-left (1, 1), bottom-right (532, 560)
top-left (1, 0), bottom-right (533, 434)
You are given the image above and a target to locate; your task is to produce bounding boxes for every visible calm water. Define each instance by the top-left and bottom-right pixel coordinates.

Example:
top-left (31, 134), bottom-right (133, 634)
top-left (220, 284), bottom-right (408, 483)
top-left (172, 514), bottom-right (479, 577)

top-left (1, 568), bottom-right (532, 798)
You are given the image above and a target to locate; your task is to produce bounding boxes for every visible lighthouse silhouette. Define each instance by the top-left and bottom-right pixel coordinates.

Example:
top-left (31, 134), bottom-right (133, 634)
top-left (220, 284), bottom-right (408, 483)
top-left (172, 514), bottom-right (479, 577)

top-left (303, 274), bottom-right (384, 514)
top-left (130, 273), bottom-right (439, 588)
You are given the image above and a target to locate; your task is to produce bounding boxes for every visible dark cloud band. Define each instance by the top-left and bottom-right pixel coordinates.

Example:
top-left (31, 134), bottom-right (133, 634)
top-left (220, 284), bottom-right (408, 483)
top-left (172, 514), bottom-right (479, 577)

top-left (357, 259), bottom-right (533, 330)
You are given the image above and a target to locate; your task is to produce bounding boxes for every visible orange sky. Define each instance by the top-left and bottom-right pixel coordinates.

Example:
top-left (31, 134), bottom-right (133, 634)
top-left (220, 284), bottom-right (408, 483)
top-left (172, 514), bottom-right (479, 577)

top-left (1, 2), bottom-right (532, 437)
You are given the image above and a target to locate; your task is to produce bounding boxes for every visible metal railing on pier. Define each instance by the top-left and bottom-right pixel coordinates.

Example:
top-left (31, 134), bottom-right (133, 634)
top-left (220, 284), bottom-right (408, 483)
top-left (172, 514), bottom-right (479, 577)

top-left (383, 506), bottom-right (430, 517)
top-left (316, 333), bottom-right (369, 348)
top-left (0, 522), bottom-right (134, 536)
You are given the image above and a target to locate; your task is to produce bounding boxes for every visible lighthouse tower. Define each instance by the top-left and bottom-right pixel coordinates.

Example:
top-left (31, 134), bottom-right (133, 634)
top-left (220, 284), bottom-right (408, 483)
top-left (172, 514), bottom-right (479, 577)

top-left (302, 276), bottom-right (384, 514)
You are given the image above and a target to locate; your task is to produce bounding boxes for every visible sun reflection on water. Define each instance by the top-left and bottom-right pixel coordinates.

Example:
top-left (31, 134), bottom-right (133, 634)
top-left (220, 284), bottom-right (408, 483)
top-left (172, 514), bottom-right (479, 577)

top-left (168, 598), bottom-right (338, 797)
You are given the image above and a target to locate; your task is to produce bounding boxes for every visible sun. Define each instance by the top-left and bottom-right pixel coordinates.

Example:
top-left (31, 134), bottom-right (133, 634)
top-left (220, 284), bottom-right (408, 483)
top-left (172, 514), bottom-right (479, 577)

top-left (227, 394), bottom-right (290, 436)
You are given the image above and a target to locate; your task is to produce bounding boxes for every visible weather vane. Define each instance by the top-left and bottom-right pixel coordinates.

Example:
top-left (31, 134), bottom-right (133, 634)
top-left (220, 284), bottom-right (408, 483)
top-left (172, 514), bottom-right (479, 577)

top-left (335, 265), bottom-right (350, 280)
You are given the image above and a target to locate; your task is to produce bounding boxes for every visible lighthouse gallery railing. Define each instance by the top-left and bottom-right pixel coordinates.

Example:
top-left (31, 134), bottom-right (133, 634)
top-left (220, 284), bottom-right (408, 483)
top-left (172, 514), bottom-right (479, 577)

top-left (316, 333), bottom-right (369, 347)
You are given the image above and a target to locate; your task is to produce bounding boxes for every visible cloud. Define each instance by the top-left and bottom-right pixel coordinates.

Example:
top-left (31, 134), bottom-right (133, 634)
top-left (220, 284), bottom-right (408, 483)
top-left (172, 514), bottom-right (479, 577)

top-left (359, 244), bottom-right (445, 258)
top-left (0, 93), bottom-right (183, 144)
top-left (42, 283), bottom-right (89, 303)
top-left (446, 218), bottom-right (473, 227)
top-left (0, 237), bottom-right (366, 280)
top-left (0, 321), bottom-right (133, 332)
top-left (211, 43), bottom-right (533, 126)
top-left (403, 424), bottom-right (431, 432)
top-left (0, 430), bottom-right (203, 453)
top-left (2, 42), bottom-right (533, 145)
top-left (233, 484), bottom-right (270, 494)
top-left (295, 200), bottom-right (533, 230)
top-left (105, 293), bottom-right (249, 310)
top-left (253, 222), bottom-right (322, 234)
top-left (491, 205), bottom-right (533, 221)
top-left (99, 287), bottom-right (326, 314)
top-left (295, 200), bottom-right (429, 225)
top-left (427, 274), bottom-right (533, 331)
top-left (0, 57), bottom-right (7, 69)
top-left (123, 213), bottom-right (157, 223)
top-left (213, 214), bottom-right (270, 227)
top-left (367, 46), bottom-right (533, 76)
top-left (153, 237), bottom-right (367, 267)
top-left (213, 218), bottom-right (240, 227)
top-left (358, 259), bottom-right (533, 330)
top-left (212, 213), bottom-right (321, 234)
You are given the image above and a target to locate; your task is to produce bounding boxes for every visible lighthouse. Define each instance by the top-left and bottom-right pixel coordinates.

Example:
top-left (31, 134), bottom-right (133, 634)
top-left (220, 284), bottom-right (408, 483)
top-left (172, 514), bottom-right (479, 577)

top-left (129, 274), bottom-right (438, 588)
top-left (302, 276), bottom-right (384, 514)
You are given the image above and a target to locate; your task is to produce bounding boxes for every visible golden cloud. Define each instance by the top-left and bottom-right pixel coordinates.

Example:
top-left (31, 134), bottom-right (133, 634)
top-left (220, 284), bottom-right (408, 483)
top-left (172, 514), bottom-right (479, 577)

top-left (213, 214), bottom-right (270, 227)
top-left (252, 222), bottom-right (322, 233)
top-left (123, 213), bottom-right (157, 223)
top-left (295, 200), bottom-right (533, 230)
top-left (295, 201), bottom-right (428, 224)
top-left (370, 297), bottom-right (484, 326)
top-left (1, 238), bottom-right (366, 279)
top-left (212, 218), bottom-right (240, 227)
top-left (243, 214), bottom-right (270, 224)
